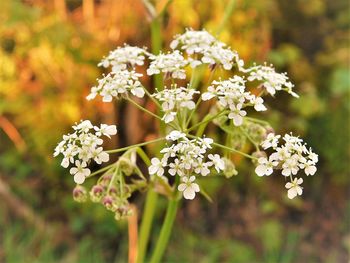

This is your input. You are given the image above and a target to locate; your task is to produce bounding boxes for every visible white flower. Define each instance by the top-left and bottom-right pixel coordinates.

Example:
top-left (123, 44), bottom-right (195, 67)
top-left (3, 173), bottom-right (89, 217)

top-left (70, 161), bottom-right (91, 184)
top-left (228, 104), bottom-right (247, 126)
top-left (261, 133), bottom-right (281, 150)
top-left (98, 45), bottom-right (148, 71)
top-left (87, 70), bottom-right (144, 102)
top-left (94, 124), bottom-right (117, 138)
top-left (255, 157), bottom-right (278, 176)
top-left (168, 159), bottom-right (183, 176)
top-left (166, 130), bottom-right (187, 141)
top-left (285, 178), bottom-right (303, 199)
top-left (178, 176), bottom-right (200, 200)
top-left (54, 120), bottom-right (117, 184)
top-left (91, 147), bottom-right (109, 164)
top-left (208, 154), bottom-right (225, 172)
top-left (202, 42), bottom-right (237, 70)
top-left (170, 29), bottom-right (216, 55)
top-left (153, 85), bottom-right (199, 123)
top-left (148, 158), bottom-right (165, 176)
top-left (281, 155), bottom-right (300, 176)
top-left (251, 96), bottom-right (267, 111)
top-left (147, 51), bottom-right (188, 79)
top-left (301, 160), bottom-right (317, 176)
top-left (194, 160), bottom-right (211, 176)
top-left (247, 64), bottom-right (298, 97)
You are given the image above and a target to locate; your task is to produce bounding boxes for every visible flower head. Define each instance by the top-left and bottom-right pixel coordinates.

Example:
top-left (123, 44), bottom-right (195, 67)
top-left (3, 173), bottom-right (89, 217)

top-left (54, 120), bottom-right (117, 184)
top-left (98, 45), bottom-right (148, 72)
top-left (147, 50), bottom-right (188, 79)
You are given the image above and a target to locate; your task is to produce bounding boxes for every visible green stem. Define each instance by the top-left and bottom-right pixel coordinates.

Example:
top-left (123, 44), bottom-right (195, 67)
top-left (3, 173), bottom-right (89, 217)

top-left (127, 98), bottom-right (162, 121)
top-left (216, 0), bottom-right (236, 35)
top-left (106, 137), bottom-right (165, 154)
top-left (149, 199), bottom-right (179, 263)
top-left (212, 141), bottom-right (257, 160)
top-left (137, 189), bottom-right (159, 263)
top-left (187, 109), bottom-right (227, 133)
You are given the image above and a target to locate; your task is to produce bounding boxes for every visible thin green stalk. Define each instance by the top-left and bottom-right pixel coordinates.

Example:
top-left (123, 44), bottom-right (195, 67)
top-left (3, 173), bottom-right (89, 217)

top-left (143, 86), bottom-right (161, 107)
top-left (106, 137), bottom-right (165, 154)
top-left (216, 0), bottom-right (236, 35)
top-left (87, 163), bottom-right (116, 178)
top-left (245, 116), bottom-right (270, 126)
top-left (127, 98), bottom-right (162, 121)
top-left (137, 189), bottom-right (159, 263)
top-left (212, 141), bottom-right (257, 160)
top-left (138, 8), bottom-right (165, 262)
top-left (187, 109), bottom-right (227, 133)
top-left (149, 199), bottom-right (179, 263)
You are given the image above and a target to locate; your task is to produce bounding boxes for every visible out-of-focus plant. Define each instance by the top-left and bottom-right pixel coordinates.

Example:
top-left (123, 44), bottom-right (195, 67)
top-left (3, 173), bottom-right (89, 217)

top-left (54, 6), bottom-right (320, 261)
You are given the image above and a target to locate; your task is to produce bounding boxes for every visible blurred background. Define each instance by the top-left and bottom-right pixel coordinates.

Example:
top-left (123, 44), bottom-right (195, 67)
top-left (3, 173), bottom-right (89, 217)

top-left (0, 0), bottom-right (349, 262)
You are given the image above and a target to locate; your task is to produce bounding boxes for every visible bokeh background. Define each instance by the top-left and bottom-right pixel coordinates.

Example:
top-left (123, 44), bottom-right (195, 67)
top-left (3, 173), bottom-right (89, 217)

top-left (0, 0), bottom-right (349, 262)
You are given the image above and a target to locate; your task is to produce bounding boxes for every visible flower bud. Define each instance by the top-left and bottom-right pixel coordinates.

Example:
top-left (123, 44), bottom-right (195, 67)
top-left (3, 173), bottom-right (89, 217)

top-left (89, 185), bottom-right (105, 203)
top-left (102, 195), bottom-right (116, 212)
top-left (222, 158), bottom-right (238, 178)
top-left (73, 185), bottom-right (88, 203)
top-left (119, 157), bottom-right (135, 176)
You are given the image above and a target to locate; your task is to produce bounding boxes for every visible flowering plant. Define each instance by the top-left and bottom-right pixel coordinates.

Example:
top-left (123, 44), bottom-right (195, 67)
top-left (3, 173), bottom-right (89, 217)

top-left (54, 28), bottom-right (318, 262)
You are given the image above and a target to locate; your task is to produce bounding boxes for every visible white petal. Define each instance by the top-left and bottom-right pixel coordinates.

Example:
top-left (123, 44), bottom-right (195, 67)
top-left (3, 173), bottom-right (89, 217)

top-left (74, 173), bottom-right (85, 184)
top-left (255, 165), bottom-right (266, 176)
top-left (183, 187), bottom-right (196, 200)
top-left (178, 183), bottom-right (186, 192)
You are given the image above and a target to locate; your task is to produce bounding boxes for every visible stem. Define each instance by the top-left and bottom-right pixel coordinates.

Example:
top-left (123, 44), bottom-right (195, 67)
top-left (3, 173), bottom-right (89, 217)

top-left (106, 137), bottom-right (165, 154)
top-left (245, 116), bottom-right (270, 126)
top-left (216, 0), bottom-right (236, 35)
top-left (87, 163), bottom-right (116, 178)
top-left (127, 98), bottom-right (162, 121)
top-left (212, 141), bottom-right (257, 160)
top-left (137, 189), bottom-right (159, 263)
top-left (149, 199), bottom-right (179, 263)
top-left (143, 86), bottom-right (161, 107)
top-left (187, 109), bottom-right (227, 132)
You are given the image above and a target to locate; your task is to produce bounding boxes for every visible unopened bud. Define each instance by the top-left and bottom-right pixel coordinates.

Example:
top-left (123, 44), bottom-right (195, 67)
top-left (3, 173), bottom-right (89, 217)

top-left (90, 185), bottom-right (104, 203)
top-left (73, 185), bottom-right (88, 203)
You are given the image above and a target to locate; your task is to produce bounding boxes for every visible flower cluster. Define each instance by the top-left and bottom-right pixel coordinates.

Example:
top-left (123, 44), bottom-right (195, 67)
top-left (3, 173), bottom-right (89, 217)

top-left (86, 70), bottom-right (144, 101)
top-left (247, 64), bottom-right (298, 97)
top-left (153, 85), bottom-right (199, 123)
top-left (202, 76), bottom-right (267, 126)
top-left (147, 50), bottom-right (188, 79)
top-left (54, 120), bottom-right (117, 184)
top-left (170, 28), bottom-right (243, 70)
top-left (148, 131), bottom-right (225, 199)
top-left (98, 45), bottom-right (148, 72)
top-left (255, 133), bottom-right (318, 199)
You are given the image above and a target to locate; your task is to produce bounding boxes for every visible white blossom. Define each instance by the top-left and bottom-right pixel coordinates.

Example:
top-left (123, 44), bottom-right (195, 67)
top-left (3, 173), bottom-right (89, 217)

top-left (208, 154), bottom-right (225, 172)
top-left (255, 157), bottom-right (278, 176)
top-left (170, 29), bottom-right (216, 55)
top-left (285, 178), bottom-right (303, 199)
top-left (69, 160), bottom-right (91, 184)
top-left (54, 120), bottom-right (116, 184)
top-left (148, 132), bottom-right (225, 200)
top-left (147, 50), bottom-right (188, 79)
top-left (87, 70), bottom-right (144, 102)
top-left (202, 76), bottom-right (266, 126)
top-left (171, 29), bottom-right (244, 70)
top-left (153, 85), bottom-right (199, 123)
top-left (148, 158), bottom-right (165, 176)
top-left (261, 133), bottom-right (281, 150)
top-left (178, 176), bottom-right (200, 200)
top-left (98, 45), bottom-right (148, 72)
top-left (247, 64), bottom-right (298, 97)
top-left (256, 133), bottom-right (318, 198)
